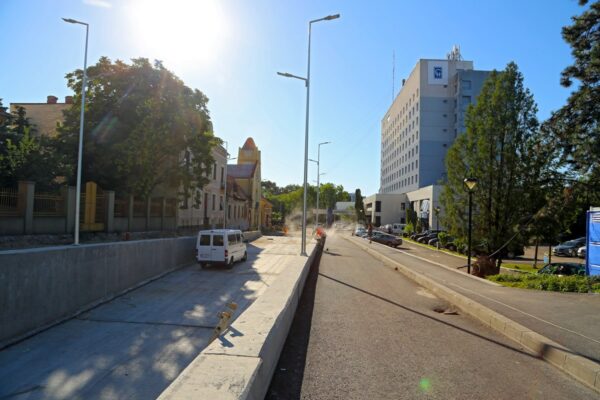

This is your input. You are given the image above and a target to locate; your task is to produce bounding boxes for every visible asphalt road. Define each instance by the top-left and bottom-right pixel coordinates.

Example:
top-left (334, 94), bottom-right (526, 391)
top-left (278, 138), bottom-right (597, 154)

top-left (266, 232), bottom-right (598, 400)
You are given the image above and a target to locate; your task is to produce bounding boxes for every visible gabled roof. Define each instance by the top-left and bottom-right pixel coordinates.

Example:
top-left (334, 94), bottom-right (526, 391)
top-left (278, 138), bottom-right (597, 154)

top-left (227, 163), bottom-right (257, 179)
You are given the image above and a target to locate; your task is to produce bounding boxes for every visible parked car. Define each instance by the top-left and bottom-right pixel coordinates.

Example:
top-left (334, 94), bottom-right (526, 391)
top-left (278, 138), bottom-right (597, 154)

top-left (553, 237), bottom-right (586, 257)
top-left (418, 232), bottom-right (443, 244)
top-left (537, 262), bottom-right (586, 276)
top-left (371, 233), bottom-right (402, 248)
top-left (577, 246), bottom-right (586, 259)
top-left (354, 227), bottom-right (366, 237)
top-left (196, 229), bottom-right (247, 268)
top-left (390, 223), bottom-right (406, 235)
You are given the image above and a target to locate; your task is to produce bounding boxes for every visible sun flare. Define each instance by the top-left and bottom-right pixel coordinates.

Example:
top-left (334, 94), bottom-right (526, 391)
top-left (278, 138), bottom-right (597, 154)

top-left (127, 0), bottom-right (229, 70)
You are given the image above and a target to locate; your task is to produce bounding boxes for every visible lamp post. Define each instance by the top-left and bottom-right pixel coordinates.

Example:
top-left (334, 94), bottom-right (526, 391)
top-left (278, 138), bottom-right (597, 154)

top-left (464, 178), bottom-right (478, 274)
top-left (63, 17), bottom-right (89, 246)
top-left (309, 163), bottom-right (327, 228)
top-left (316, 141), bottom-right (330, 227)
top-left (434, 206), bottom-right (441, 231)
top-left (223, 145), bottom-right (237, 229)
top-left (277, 13), bottom-right (340, 256)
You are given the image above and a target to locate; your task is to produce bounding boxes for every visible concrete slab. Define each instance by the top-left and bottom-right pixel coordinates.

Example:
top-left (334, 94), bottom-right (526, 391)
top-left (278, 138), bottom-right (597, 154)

top-left (158, 355), bottom-right (261, 400)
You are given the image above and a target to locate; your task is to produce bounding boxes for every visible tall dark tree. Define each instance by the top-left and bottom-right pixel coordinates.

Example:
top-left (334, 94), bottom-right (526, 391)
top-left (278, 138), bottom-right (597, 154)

top-left (441, 62), bottom-right (552, 265)
top-left (55, 57), bottom-right (218, 199)
top-left (543, 0), bottom-right (600, 228)
top-left (354, 189), bottom-right (365, 223)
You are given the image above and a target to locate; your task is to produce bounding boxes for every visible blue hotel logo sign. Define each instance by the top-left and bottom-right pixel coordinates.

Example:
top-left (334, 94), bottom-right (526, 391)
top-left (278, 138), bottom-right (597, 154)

top-left (434, 66), bottom-right (443, 79)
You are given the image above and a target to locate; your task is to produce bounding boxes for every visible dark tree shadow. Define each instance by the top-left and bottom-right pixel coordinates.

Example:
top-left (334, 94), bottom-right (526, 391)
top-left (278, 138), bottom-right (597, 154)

top-left (264, 247), bottom-right (323, 400)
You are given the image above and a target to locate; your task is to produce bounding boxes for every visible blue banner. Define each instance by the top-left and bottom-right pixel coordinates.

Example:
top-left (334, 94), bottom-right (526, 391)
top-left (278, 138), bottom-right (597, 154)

top-left (586, 211), bottom-right (600, 276)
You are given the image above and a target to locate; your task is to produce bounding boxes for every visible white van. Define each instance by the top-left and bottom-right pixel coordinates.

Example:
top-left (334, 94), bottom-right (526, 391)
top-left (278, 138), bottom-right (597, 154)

top-left (391, 223), bottom-right (406, 235)
top-left (196, 229), bottom-right (248, 267)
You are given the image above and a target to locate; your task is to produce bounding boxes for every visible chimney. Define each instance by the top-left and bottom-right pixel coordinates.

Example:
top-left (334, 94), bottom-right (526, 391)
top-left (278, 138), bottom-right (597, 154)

top-left (402, 79), bottom-right (406, 86)
top-left (47, 95), bottom-right (58, 104)
top-left (65, 96), bottom-right (74, 104)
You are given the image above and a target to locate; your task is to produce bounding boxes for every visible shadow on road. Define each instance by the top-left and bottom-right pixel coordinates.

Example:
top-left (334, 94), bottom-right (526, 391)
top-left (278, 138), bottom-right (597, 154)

top-left (316, 272), bottom-right (543, 361)
top-left (265, 246), bottom-right (323, 400)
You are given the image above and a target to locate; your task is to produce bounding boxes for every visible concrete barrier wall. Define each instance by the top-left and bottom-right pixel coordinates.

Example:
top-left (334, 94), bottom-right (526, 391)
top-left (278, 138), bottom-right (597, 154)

top-left (0, 236), bottom-right (196, 349)
top-left (158, 241), bottom-right (318, 400)
top-left (243, 230), bottom-right (261, 242)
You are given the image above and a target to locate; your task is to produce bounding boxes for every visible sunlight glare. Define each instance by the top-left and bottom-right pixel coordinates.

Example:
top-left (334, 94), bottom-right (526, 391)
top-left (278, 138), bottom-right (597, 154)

top-left (128, 0), bottom-right (230, 71)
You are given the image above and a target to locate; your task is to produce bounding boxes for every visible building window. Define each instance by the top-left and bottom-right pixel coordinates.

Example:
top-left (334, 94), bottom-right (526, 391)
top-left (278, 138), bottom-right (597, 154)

top-left (461, 80), bottom-right (472, 89)
top-left (221, 167), bottom-right (224, 183)
top-left (375, 201), bottom-right (381, 212)
top-left (220, 196), bottom-right (223, 210)
top-left (212, 194), bottom-right (216, 211)
top-left (213, 163), bottom-right (217, 179)
top-left (401, 203), bottom-right (405, 210)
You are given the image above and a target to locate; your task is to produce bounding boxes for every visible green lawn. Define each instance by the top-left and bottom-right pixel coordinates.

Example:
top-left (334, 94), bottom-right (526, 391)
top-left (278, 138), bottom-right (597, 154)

top-left (500, 263), bottom-right (539, 273)
top-left (488, 274), bottom-right (600, 293)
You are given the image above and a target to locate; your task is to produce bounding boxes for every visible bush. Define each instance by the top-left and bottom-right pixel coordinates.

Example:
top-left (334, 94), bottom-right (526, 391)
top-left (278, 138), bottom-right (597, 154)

top-left (438, 232), bottom-right (449, 247)
top-left (403, 222), bottom-right (414, 236)
top-left (488, 274), bottom-right (600, 293)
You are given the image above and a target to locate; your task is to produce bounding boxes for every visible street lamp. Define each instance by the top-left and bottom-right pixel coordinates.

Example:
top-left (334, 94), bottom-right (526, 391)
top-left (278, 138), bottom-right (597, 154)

top-left (464, 177), bottom-right (478, 274)
top-left (223, 144), bottom-right (236, 229)
top-left (316, 141), bottom-right (331, 228)
top-left (434, 206), bottom-right (441, 231)
top-left (63, 17), bottom-right (89, 246)
top-left (277, 13), bottom-right (340, 256)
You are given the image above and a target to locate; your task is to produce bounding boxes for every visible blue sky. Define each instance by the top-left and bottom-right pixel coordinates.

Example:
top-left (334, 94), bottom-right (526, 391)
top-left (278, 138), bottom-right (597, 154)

top-left (0, 0), bottom-right (585, 196)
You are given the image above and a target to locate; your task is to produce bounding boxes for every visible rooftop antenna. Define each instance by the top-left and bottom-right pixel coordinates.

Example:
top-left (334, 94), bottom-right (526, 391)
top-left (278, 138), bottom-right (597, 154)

top-left (447, 44), bottom-right (463, 61)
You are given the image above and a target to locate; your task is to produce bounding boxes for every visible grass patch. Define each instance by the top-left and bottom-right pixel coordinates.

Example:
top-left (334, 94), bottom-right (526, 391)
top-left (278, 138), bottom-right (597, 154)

top-left (488, 274), bottom-right (600, 293)
top-left (501, 263), bottom-right (539, 273)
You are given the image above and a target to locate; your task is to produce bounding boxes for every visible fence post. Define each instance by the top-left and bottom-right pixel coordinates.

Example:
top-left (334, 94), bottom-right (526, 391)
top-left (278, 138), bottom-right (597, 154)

top-left (18, 181), bottom-right (35, 234)
top-left (146, 197), bottom-right (151, 231)
top-left (63, 186), bottom-right (77, 233)
top-left (128, 195), bottom-right (134, 232)
top-left (161, 197), bottom-right (166, 230)
top-left (105, 190), bottom-right (115, 233)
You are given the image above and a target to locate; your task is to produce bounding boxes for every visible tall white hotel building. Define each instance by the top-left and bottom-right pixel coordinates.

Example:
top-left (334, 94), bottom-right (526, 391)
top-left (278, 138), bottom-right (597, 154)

top-left (364, 50), bottom-right (490, 227)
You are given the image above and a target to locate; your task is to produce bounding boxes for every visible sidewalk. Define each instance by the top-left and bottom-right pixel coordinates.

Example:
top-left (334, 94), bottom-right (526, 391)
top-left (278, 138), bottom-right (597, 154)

top-left (348, 235), bottom-right (600, 364)
top-left (0, 235), bottom-right (315, 400)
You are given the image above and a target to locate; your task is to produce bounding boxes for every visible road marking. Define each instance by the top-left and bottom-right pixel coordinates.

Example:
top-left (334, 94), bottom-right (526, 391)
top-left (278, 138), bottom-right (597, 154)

top-left (77, 317), bottom-right (215, 330)
top-left (356, 237), bottom-right (500, 286)
top-left (447, 282), bottom-right (600, 346)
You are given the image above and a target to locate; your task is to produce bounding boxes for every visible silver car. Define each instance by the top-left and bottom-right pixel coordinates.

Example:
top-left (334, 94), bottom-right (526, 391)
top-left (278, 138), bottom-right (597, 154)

top-left (577, 246), bottom-right (586, 259)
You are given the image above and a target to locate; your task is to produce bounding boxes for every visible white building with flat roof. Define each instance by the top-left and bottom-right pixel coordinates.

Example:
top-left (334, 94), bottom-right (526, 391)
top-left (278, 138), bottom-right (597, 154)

top-left (380, 53), bottom-right (490, 194)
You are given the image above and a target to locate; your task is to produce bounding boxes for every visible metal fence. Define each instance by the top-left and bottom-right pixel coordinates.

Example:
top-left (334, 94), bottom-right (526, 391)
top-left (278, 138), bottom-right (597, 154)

top-left (150, 198), bottom-right (163, 217)
top-left (114, 197), bottom-right (128, 217)
top-left (33, 192), bottom-right (64, 217)
top-left (0, 187), bottom-right (19, 216)
top-left (133, 197), bottom-right (146, 217)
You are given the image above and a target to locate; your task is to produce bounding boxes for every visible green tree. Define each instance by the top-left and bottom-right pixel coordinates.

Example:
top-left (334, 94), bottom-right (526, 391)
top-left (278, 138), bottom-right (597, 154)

top-left (354, 189), bottom-right (365, 223)
top-left (0, 127), bottom-right (58, 187)
top-left (55, 57), bottom-right (217, 199)
top-left (543, 0), bottom-right (600, 233)
top-left (0, 99), bottom-right (13, 135)
top-left (440, 62), bottom-right (550, 265)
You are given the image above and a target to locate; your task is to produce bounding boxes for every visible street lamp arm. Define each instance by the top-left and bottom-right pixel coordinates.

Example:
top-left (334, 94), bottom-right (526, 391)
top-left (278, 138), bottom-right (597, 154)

top-left (62, 17), bottom-right (88, 26)
top-left (277, 71), bottom-right (307, 82)
top-left (310, 14), bottom-right (340, 24)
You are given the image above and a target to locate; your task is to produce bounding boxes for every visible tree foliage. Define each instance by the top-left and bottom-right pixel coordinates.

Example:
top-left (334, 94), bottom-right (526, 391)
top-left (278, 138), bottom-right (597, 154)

top-left (542, 0), bottom-right (600, 232)
top-left (440, 62), bottom-right (554, 262)
top-left (263, 180), bottom-right (351, 221)
top-left (354, 189), bottom-right (365, 223)
top-left (55, 57), bottom-right (218, 199)
top-left (0, 102), bottom-right (57, 187)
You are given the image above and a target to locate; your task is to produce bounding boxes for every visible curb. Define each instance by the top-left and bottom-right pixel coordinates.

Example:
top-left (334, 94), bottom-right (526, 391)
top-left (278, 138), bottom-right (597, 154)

top-left (345, 235), bottom-right (600, 393)
top-left (158, 241), bottom-right (320, 400)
